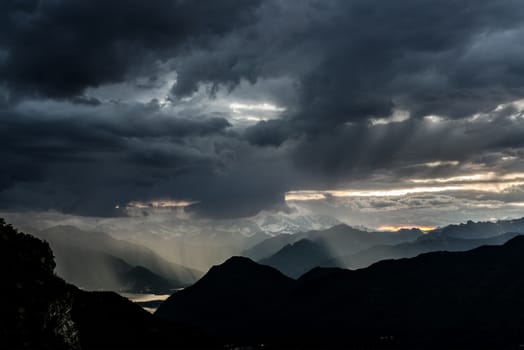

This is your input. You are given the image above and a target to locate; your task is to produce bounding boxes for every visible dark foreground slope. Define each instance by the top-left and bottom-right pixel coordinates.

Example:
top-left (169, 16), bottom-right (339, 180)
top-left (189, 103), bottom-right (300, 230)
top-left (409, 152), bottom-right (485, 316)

top-left (157, 237), bottom-right (524, 349)
top-left (156, 256), bottom-right (295, 341)
top-left (0, 219), bottom-right (214, 349)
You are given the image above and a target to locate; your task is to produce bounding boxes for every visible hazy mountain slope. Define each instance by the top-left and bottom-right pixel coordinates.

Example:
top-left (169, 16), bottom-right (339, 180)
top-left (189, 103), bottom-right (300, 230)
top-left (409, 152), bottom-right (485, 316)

top-left (157, 237), bottom-right (524, 348)
top-left (436, 217), bottom-right (524, 239)
top-left (91, 212), bottom-right (339, 271)
top-left (326, 231), bottom-right (522, 269)
top-left (42, 240), bottom-right (179, 293)
top-left (244, 224), bottom-right (422, 261)
top-left (308, 224), bottom-right (422, 256)
top-left (128, 233), bottom-right (264, 273)
top-left (50, 241), bottom-right (132, 290)
top-left (248, 219), bottom-right (524, 279)
top-left (243, 232), bottom-right (307, 260)
top-left (120, 266), bottom-right (177, 294)
top-left (258, 239), bottom-right (335, 278)
top-left (36, 225), bottom-right (202, 285)
top-left (246, 224), bottom-right (422, 276)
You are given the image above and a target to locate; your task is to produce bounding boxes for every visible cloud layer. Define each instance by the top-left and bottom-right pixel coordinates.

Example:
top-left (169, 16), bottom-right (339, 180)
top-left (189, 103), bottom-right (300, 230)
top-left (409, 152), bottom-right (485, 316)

top-left (2, 0), bottom-right (524, 221)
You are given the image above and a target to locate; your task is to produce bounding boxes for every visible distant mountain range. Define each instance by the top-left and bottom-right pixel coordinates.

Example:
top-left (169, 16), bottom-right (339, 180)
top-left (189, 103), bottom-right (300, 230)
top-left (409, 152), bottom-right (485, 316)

top-left (259, 239), bottom-right (333, 278)
top-left (244, 224), bottom-right (422, 260)
top-left (435, 217), bottom-right (524, 238)
top-left (326, 230), bottom-right (523, 269)
top-left (248, 224), bottom-right (423, 277)
top-left (32, 217), bottom-right (524, 290)
top-left (96, 211), bottom-right (341, 271)
top-left (26, 217), bottom-right (524, 293)
top-left (157, 235), bottom-right (524, 348)
top-left (248, 218), bottom-right (524, 278)
top-left (34, 225), bottom-right (202, 293)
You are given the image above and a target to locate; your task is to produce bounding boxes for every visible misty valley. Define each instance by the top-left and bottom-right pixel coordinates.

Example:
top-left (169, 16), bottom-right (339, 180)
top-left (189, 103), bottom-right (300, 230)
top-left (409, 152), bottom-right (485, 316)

top-left (4, 217), bottom-right (524, 349)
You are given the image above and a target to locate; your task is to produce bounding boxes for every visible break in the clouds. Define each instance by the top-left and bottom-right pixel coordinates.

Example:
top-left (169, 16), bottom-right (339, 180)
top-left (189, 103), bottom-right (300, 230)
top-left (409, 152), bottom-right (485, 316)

top-left (1, 0), bottom-right (524, 224)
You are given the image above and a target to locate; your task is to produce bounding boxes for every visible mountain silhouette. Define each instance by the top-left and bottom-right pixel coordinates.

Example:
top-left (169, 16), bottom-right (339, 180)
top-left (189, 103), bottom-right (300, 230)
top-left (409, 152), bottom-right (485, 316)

top-left (0, 219), bottom-right (214, 349)
top-left (156, 256), bottom-right (294, 341)
top-left (158, 236), bottom-right (524, 348)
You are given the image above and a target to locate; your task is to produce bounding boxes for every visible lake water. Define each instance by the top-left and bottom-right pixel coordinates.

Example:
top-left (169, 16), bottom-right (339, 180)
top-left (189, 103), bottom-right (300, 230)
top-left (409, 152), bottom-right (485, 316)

top-left (118, 293), bottom-right (171, 313)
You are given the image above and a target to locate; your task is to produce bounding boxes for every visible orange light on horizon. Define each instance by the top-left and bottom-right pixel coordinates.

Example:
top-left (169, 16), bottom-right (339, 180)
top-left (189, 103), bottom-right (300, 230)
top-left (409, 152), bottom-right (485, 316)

top-left (285, 191), bottom-right (327, 201)
top-left (378, 225), bottom-right (436, 232)
top-left (124, 199), bottom-right (197, 209)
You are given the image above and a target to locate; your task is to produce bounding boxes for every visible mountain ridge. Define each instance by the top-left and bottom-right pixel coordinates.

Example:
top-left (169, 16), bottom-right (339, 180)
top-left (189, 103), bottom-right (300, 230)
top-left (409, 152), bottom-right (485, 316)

top-left (157, 234), bottom-right (524, 348)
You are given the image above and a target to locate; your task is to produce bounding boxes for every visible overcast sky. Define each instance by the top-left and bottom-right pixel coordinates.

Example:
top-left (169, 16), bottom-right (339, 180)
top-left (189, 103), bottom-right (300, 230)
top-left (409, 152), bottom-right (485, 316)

top-left (2, 0), bottom-right (524, 231)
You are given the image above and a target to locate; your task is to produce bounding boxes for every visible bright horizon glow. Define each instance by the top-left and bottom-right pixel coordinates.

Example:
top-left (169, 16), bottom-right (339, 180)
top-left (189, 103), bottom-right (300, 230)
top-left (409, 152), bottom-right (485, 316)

top-left (378, 225), bottom-right (436, 232)
top-left (423, 160), bottom-right (460, 167)
top-left (229, 102), bottom-right (286, 112)
top-left (285, 180), bottom-right (524, 201)
top-left (286, 170), bottom-right (524, 202)
top-left (285, 192), bottom-right (327, 201)
top-left (121, 200), bottom-right (197, 209)
top-left (228, 102), bottom-right (286, 123)
top-left (410, 172), bottom-right (524, 184)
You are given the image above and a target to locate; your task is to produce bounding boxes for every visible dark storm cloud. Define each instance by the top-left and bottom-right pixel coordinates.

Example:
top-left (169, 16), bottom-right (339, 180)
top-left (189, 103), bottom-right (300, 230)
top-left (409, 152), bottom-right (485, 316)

top-left (0, 0), bottom-right (261, 99)
top-left (0, 101), bottom-right (234, 215)
top-left (2, 0), bottom-right (524, 219)
top-left (283, 107), bottom-right (524, 188)
top-left (165, 0), bottom-right (524, 143)
top-left (0, 99), bottom-right (295, 217)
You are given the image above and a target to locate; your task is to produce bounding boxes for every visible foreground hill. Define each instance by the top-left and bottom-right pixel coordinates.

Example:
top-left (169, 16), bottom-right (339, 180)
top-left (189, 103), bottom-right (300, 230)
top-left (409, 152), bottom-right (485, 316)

top-left (35, 225), bottom-right (202, 292)
top-left (157, 237), bottom-right (524, 348)
top-left (0, 219), bottom-right (214, 349)
top-left (156, 256), bottom-right (294, 340)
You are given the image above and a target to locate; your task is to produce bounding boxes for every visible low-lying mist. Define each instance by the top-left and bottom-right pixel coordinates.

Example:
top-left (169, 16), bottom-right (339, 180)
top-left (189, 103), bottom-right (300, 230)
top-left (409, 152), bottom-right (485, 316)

top-left (3, 208), bottom-right (340, 273)
top-left (6, 208), bottom-right (524, 296)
